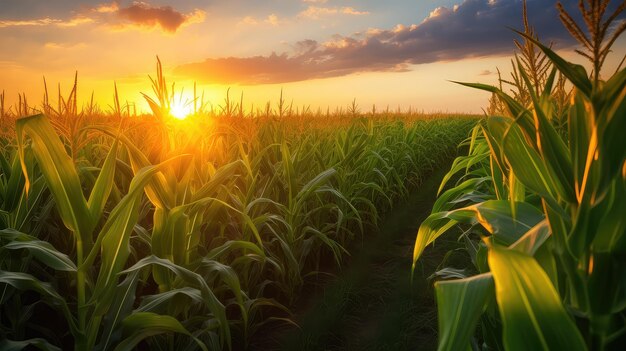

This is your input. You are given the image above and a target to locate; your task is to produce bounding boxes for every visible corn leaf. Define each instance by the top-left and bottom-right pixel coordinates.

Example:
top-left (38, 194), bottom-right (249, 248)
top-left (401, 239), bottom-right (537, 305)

top-left (120, 255), bottom-right (231, 350)
top-left (0, 338), bottom-right (62, 351)
top-left (4, 240), bottom-right (77, 272)
top-left (114, 312), bottom-right (207, 351)
top-left (515, 31), bottom-right (591, 97)
top-left (488, 244), bottom-right (586, 351)
top-left (435, 273), bottom-right (494, 351)
top-left (16, 114), bottom-right (92, 243)
top-left (87, 140), bottom-right (118, 222)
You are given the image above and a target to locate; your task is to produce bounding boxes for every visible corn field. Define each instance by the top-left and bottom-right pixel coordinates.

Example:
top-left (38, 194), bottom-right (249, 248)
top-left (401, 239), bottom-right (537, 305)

top-left (0, 69), bottom-right (475, 350)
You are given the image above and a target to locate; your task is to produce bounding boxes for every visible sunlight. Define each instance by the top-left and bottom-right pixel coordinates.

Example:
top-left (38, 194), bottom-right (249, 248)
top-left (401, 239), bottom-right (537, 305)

top-left (170, 102), bottom-right (192, 120)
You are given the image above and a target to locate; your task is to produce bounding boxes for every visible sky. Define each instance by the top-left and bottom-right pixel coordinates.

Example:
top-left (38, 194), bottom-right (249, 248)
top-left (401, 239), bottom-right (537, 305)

top-left (0, 0), bottom-right (624, 114)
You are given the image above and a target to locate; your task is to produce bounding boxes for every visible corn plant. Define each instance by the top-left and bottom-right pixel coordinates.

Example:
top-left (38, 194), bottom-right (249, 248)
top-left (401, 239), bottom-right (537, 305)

top-left (413, 1), bottom-right (626, 350)
top-left (0, 114), bottom-right (211, 350)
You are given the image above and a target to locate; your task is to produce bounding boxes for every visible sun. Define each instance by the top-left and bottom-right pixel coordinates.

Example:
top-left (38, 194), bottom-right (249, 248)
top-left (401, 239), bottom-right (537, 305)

top-left (170, 102), bottom-right (192, 120)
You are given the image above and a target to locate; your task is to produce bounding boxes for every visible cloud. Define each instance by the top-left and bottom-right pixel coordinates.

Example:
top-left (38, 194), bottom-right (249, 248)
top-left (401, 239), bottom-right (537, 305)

top-left (115, 1), bottom-right (204, 32)
top-left (298, 6), bottom-right (370, 19)
top-left (0, 16), bottom-right (94, 28)
top-left (0, 1), bottom-right (205, 33)
top-left (176, 0), bottom-right (586, 85)
top-left (237, 13), bottom-right (282, 27)
top-left (44, 42), bottom-right (88, 49)
top-left (265, 14), bottom-right (280, 26)
top-left (478, 69), bottom-right (495, 76)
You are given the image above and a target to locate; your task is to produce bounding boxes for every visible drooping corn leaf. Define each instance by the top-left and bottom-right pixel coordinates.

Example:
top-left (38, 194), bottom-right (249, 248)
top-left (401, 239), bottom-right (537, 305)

top-left (488, 244), bottom-right (586, 351)
top-left (4, 240), bottom-right (77, 272)
top-left (120, 255), bottom-right (231, 350)
top-left (0, 338), bottom-right (62, 351)
top-left (113, 312), bottom-right (207, 351)
top-left (435, 273), bottom-right (494, 351)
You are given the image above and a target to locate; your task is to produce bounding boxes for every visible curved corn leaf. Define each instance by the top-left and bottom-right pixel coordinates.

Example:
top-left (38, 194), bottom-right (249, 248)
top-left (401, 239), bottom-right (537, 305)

top-left (510, 220), bottom-right (550, 256)
top-left (113, 312), bottom-right (207, 351)
top-left (435, 273), bottom-right (495, 351)
top-left (120, 255), bottom-right (231, 350)
top-left (4, 240), bottom-right (76, 272)
top-left (414, 200), bottom-right (543, 265)
top-left (206, 240), bottom-right (266, 261)
top-left (137, 287), bottom-right (203, 314)
top-left (488, 244), bottom-right (586, 351)
top-left (0, 270), bottom-right (78, 335)
top-left (452, 81), bottom-right (536, 137)
top-left (16, 114), bottom-right (92, 244)
top-left (0, 338), bottom-right (62, 351)
top-left (515, 31), bottom-right (591, 97)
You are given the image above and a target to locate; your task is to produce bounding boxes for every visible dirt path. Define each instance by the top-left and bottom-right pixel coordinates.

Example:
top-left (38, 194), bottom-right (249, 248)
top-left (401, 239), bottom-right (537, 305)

top-left (251, 166), bottom-right (465, 351)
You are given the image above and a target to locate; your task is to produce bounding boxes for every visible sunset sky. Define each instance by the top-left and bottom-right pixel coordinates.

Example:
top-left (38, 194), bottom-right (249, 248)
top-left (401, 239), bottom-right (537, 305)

top-left (1, 0), bottom-right (624, 114)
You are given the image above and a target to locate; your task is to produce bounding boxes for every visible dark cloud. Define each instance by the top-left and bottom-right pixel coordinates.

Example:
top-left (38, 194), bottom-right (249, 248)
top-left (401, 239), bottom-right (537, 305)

top-left (176, 0), bottom-right (613, 85)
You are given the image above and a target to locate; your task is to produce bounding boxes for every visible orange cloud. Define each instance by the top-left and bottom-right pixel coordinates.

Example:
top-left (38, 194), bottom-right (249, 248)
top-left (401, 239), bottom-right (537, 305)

top-left (298, 6), bottom-right (370, 19)
top-left (115, 1), bottom-right (203, 32)
top-left (237, 13), bottom-right (283, 27)
top-left (0, 16), bottom-right (93, 28)
top-left (0, 1), bottom-right (204, 33)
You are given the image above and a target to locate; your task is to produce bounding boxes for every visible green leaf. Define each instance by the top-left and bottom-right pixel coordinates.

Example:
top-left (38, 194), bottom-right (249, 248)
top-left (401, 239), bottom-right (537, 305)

top-left (96, 271), bottom-right (140, 351)
top-left (435, 273), bottom-right (495, 351)
top-left (87, 140), bottom-right (119, 222)
top-left (489, 118), bottom-right (555, 198)
top-left (0, 338), bottom-right (62, 351)
top-left (89, 157), bottom-right (185, 315)
top-left (205, 240), bottom-right (266, 261)
top-left (120, 256), bottom-right (231, 350)
top-left (0, 270), bottom-right (78, 334)
top-left (412, 212), bottom-right (458, 265)
top-left (4, 239), bottom-right (77, 272)
top-left (414, 200), bottom-right (543, 266)
top-left (137, 287), bottom-right (203, 314)
top-left (488, 243), bottom-right (586, 351)
top-left (453, 81), bottom-right (536, 136)
top-left (2, 152), bottom-right (26, 214)
top-left (113, 312), bottom-right (207, 351)
top-left (514, 30), bottom-right (591, 97)
top-left (192, 160), bottom-right (242, 201)
top-left (516, 59), bottom-right (575, 203)
top-left (510, 220), bottom-right (551, 256)
top-left (16, 114), bottom-right (92, 243)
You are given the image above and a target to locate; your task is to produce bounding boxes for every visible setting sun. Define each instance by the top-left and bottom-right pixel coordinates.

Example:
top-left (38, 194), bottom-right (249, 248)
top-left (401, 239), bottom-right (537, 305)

top-left (170, 102), bottom-right (191, 120)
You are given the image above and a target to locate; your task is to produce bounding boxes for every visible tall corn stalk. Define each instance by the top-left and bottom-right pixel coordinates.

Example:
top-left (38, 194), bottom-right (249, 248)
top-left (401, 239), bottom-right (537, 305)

top-left (413, 1), bottom-right (626, 350)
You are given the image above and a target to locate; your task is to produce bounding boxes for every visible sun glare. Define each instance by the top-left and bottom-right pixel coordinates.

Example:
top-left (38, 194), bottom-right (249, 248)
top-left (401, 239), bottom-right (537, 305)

top-left (170, 102), bottom-right (192, 120)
